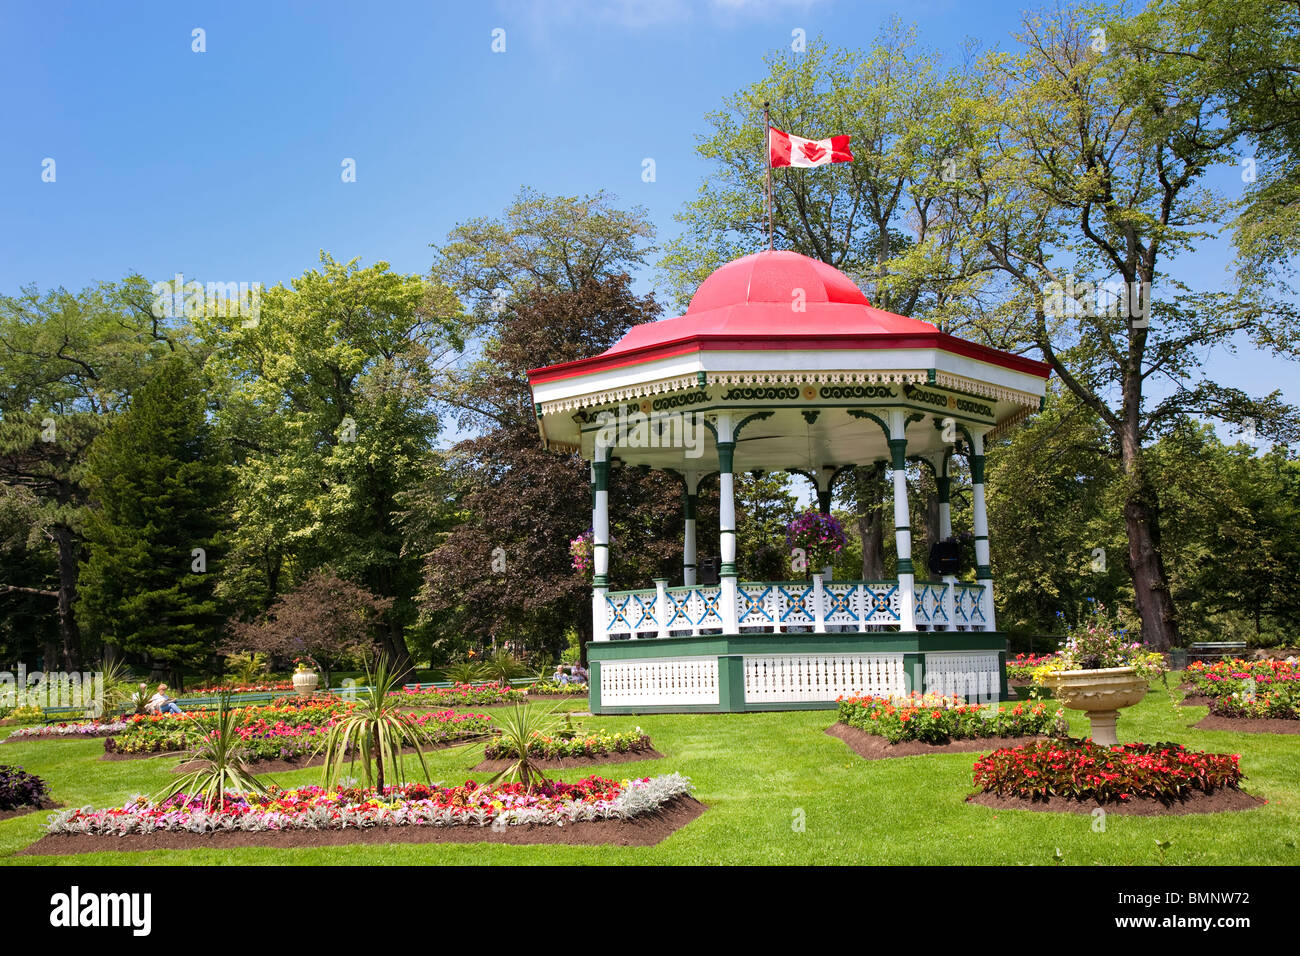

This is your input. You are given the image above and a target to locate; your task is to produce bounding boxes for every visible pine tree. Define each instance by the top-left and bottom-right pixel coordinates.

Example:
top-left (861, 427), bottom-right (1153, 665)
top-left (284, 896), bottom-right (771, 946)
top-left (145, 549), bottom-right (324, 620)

top-left (77, 356), bottom-right (228, 683)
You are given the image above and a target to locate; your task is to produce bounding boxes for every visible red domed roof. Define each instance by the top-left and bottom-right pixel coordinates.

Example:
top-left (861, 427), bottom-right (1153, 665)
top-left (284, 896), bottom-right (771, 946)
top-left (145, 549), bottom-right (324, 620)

top-left (686, 250), bottom-right (872, 312)
top-left (600, 250), bottom-right (938, 358)
top-left (528, 249), bottom-right (1051, 384)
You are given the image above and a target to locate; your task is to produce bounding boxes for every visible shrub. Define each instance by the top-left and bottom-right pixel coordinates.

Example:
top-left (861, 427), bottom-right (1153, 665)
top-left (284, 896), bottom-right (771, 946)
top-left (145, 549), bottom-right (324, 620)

top-left (484, 727), bottom-right (651, 760)
top-left (973, 739), bottom-right (1243, 802)
top-left (0, 764), bottom-right (49, 811)
top-left (837, 693), bottom-right (1060, 744)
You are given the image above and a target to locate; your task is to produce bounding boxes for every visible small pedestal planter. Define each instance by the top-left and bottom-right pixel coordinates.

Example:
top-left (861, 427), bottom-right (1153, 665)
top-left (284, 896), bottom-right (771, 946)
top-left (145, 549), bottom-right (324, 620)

top-left (292, 670), bottom-right (319, 699)
top-left (1042, 666), bottom-right (1147, 746)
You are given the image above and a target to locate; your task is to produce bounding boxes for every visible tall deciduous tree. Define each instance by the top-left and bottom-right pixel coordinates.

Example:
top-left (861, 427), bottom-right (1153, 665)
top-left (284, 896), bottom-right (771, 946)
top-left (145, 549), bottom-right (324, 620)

top-left (201, 255), bottom-right (463, 681)
top-left (0, 276), bottom-right (182, 668)
top-left (77, 356), bottom-right (228, 683)
top-left (417, 275), bottom-right (680, 661)
top-left (927, 4), bottom-right (1299, 648)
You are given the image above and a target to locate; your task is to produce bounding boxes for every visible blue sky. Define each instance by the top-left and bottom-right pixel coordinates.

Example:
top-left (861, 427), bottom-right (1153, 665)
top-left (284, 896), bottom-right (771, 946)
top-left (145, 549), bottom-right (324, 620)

top-left (0, 0), bottom-right (1293, 423)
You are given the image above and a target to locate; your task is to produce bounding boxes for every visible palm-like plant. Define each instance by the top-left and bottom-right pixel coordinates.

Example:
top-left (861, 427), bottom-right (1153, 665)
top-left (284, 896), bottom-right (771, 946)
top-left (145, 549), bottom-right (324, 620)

top-left (481, 702), bottom-right (561, 791)
top-left (443, 660), bottom-right (485, 684)
top-left (318, 659), bottom-right (434, 793)
top-left (480, 649), bottom-right (526, 685)
top-left (158, 694), bottom-right (270, 811)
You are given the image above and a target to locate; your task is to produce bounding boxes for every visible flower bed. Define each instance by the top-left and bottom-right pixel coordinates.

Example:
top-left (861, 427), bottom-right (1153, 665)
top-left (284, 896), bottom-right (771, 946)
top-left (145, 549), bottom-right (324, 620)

top-left (1206, 684), bottom-right (1299, 720)
top-left (485, 728), bottom-right (651, 760)
top-left (837, 693), bottom-right (1060, 744)
top-left (389, 682), bottom-right (526, 707)
top-left (0, 764), bottom-right (49, 812)
top-left (1006, 653), bottom-right (1058, 682)
top-left (43, 773), bottom-right (694, 836)
top-left (972, 739), bottom-right (1244, 804)
top-left (6, 720), bottom-right (130, 741)
top-left (103, 704), bottom-right (492, 761)
top-left (528, 680), bottom-right (589, 696)
top-left (1185, 658), bottom-right (1299, 700)
top-left (190, 681), bottom-right (295, 695)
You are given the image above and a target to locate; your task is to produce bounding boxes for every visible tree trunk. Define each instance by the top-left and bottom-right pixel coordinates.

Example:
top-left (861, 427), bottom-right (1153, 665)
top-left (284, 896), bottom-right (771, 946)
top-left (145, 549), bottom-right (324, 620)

top-left (856, 465), bottom-right (886, 579)
top-left (1122, 470), bottom-right (1179, 651)
top-left (53, 524), bottom-right (82, 670)
top-left (380, 617), bottom-right (415, 685)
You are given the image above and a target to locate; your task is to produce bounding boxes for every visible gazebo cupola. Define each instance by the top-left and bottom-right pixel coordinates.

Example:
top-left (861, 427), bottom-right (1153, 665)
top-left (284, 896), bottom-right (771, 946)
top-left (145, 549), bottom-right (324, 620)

top-left (528, 250), bottom-right (1051, 714)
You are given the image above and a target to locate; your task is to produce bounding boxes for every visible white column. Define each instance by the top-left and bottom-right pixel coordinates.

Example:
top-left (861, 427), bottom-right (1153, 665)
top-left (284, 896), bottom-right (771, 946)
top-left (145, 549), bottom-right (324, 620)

top-left (591, 445), bottom-right (612, 642)
top-left (813, 572), bottom-right (826, 633)
top-left (933, 453), bottom-right (956, 632)
top-left (716, 413), bottom-right (740, 634)
top-left (970, 431), bottom-right (997, 631)
top-left (682, 471), bottom-right (699, 587)
top-left (654, 578), bottom-right (669, 639)
top-left (888, 409), bottom-right (917, 630)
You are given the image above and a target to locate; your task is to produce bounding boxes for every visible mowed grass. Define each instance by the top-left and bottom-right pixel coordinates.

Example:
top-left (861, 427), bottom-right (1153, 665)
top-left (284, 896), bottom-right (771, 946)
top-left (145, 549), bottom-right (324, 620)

top-left (1, 680), bottom-right (1297, 866)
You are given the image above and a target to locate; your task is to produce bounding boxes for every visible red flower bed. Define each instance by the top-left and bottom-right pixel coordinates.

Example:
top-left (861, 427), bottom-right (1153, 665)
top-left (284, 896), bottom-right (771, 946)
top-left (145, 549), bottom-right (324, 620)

top-left (973, 739), bottom-right (1243, 803)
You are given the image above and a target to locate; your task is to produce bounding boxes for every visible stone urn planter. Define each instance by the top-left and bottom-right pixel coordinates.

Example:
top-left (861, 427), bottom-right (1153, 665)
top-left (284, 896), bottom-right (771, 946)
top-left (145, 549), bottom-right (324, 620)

top-left (1041, 666), bottom-right (1148, 746)
top-left (292, 669), bottom-right (319, 699)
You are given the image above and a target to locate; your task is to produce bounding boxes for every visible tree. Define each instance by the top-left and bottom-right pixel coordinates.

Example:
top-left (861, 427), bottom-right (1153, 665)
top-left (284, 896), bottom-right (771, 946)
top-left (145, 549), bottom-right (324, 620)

top-left (1128, 0), bottom-right (1300, 284)
top-left (431, 186), bottom-right (656, 316)
top-left (0, 276), bottom-right (184, 668)
top-left (76, 355), bottom-right (229, 683)
top-left (925, 4), bottom-right (1299, 648)
top-left (201, 254), bottom-right (463, 680)
top-left (226, 570), bottom-right (392, 688)
top-left (417, 275), bottom-right (679, 661)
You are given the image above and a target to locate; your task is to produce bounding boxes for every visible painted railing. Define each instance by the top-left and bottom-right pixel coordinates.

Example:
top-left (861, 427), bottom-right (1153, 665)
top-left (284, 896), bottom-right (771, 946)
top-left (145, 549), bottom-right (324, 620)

top-left (602, 578), bottom-right (988, 639)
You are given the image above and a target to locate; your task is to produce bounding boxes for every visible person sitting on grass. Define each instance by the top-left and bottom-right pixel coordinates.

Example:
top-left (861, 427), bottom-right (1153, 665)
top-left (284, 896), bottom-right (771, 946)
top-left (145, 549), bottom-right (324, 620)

top-left (146, 684), bottom-right (183, 715)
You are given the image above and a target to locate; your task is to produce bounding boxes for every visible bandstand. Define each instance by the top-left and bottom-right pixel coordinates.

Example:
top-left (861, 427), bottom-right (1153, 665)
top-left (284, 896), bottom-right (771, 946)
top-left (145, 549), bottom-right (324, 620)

top-left (527, 250), bottom-right (1051, 713)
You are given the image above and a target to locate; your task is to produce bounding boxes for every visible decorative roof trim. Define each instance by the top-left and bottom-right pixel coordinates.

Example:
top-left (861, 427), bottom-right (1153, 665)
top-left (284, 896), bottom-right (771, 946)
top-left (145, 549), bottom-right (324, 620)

top-left (538, 369), bottom-right (1041, 418)
top-left (986, 406), bottom-right (1034, 441)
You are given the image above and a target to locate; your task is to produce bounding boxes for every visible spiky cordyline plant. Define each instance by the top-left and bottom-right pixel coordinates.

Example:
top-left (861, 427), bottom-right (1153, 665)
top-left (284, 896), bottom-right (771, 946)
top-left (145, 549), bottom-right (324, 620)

top-left (480, 702), bottom-right (562, 792)
top-left (480, 649), bottom-right (526, 685)
top-left (158, 693), bottom-right (270, 811)
top-left (442, 660), bottom-right (486, 684)
top-left (319, 659), bottom-right (434, 793)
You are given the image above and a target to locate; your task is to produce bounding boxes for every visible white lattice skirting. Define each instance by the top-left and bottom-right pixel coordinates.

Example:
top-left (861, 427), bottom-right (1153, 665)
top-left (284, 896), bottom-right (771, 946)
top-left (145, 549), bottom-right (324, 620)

top-left (600, 657), bottom-right (720, 707)
top-left (923, 651), bottom-right (1001, 702)
top-left (743, 653), bottom-right (905, 704)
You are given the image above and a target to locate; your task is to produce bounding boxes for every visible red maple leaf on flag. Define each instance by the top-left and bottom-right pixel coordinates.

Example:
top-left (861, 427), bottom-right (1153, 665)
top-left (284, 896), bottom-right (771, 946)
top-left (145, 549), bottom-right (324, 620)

top-left (800, 140), bottom-right (827, 163)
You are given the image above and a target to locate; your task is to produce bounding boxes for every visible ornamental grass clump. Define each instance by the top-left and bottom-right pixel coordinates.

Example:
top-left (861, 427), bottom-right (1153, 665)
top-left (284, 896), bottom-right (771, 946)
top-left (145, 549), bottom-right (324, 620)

top-left (1031, 602), bottom-right (1165, 684)
top-left (972, 739), bottom-right (1244, 803)
top-left (0, 764), bottom-right (49, 811)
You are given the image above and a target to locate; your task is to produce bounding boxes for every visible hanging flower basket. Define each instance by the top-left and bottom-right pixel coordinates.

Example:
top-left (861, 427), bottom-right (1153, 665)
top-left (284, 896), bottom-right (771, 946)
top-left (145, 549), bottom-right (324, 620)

top-left (784, 509), bottom-right (847, 574)
top-left (570, 528), bottom-right (595, 574)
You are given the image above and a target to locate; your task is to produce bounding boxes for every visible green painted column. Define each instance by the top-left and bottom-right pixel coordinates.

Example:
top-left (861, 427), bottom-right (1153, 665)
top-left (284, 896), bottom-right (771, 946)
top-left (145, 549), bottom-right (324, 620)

top-left (903, 652), bottom-right (925, 697)
top-left (718, 655), bottom-right (745, 711)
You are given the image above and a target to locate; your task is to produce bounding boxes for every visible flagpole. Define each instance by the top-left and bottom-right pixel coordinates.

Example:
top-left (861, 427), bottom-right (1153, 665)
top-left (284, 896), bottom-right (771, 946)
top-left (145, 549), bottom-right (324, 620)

top-left (763, 101), bottom-right (773, 251)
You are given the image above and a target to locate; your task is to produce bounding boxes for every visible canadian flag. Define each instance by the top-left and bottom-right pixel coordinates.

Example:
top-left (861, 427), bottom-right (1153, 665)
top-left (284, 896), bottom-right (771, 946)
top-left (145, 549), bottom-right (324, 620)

top-left (769, 127), bottom-right (853, 168)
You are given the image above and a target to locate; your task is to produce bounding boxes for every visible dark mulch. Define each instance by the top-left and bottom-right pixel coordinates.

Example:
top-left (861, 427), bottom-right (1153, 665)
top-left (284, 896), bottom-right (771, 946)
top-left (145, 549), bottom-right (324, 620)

top-left (0, 799), bottom-right (63, 822)
top-left (826, 722), bottom-right (1047, 760)
top-left (1192, 715), bottom-right (1300, 734)
top-left (473, 748), bottom-right (664, 772)
top-left (19, 794), bottom-right (707, 855)
top-left (1179, 693), bottom-right (1214, 707)
top-left (966, 789), bottom-right (1266, 816)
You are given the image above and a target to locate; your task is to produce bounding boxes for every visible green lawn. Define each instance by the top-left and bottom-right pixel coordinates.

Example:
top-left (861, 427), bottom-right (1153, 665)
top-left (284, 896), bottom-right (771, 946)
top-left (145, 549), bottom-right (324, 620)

top-left (2, 681), bottom-right (1297, 865)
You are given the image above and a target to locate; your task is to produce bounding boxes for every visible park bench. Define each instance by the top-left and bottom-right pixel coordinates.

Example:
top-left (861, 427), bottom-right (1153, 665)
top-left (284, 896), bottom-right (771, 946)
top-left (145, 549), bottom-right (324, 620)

top-left (1188, 641), bottom-right (1247, 663)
